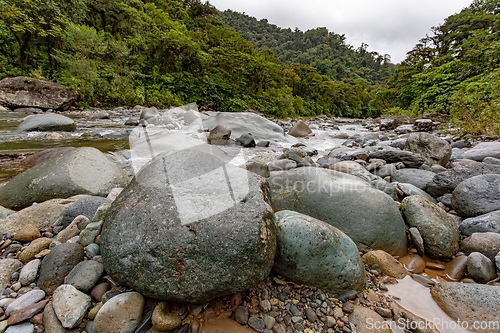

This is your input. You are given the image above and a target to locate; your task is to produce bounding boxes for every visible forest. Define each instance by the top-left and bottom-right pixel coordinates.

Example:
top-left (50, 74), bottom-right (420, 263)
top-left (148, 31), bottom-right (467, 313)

top-left (0, 0), bottom-right (499, 134)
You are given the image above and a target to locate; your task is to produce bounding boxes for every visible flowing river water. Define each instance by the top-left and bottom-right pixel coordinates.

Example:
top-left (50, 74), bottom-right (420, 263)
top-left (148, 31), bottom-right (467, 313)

top-left (0, 109), bottom-right (475, 332)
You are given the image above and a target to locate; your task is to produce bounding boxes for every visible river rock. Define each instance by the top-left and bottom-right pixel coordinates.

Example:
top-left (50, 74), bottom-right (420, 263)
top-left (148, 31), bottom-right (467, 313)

top-left (400, 196), bottom-right (459, 259)
top-left (43, 301), bottom-right (66, 333)
top-left (12, 224), bottom-right (40, 242)
top-left (0, 259), bottom-right (22, 291)
top-left (273, 210), bottom-right (365, 293)
top-left (16, 114), bottom-right (76, 132)
top-left (397, 183), bottom-right (436, 203)
top-left (5, 290), bottom-right (45, 316)
top-left (329, 161), bottom-right (365, 174)
top-left (151, 302), bottom-right (181, 331)
top-left (431, 282), bottom-right (500, 332)
top-left (93, 292), bottom-right (144, 333)
top-left (0, 76), bottom-right (75, 109)
top-left (391, 169), bottom-right (435, 190)
top-left (348, 305), bottom-right (392, 333)
top-left (52, 284), bottom-right (91, 329)
top-left (59, 196), bottom-right (111, 228)
top-left (426, 163), bottom-right (500, 197)
top-left (17, 237), bottom-right (52, 263)
top-left (459, 210), bottom-right (500, 236)
top-left (369, 147), bottom-right (424, 168)
top-left (362, 250), bottom-right (408, 278)
top-left (279, 148), bottom-right (315, 167)
top-left (19, 259), bottom-right (41, 286)
top-left (467, 252), bottom-right (497, 284)
top-left (0, 197), bottom-right (79, 235)
top-left (7, 299), bottom-right (48, 326)
top-left (398, 254), bottom-right (426, 274)
top-left (100, 147), bottom-right (276, 303)
top-left (404, 132), bottom-right (451, 166)
top-left (207, 124), bottom-right (231, 144)
top-left (202, 111), bottom-right (295, 143)
top-left (64, 260), bottom-right (104, 292)
top-left (445, 255), bottom-right (468, 281)
top-left (4, 322), bottom-right (34, 333)
top-left (268, 159), bottom-right (297, 171)
top-left (461, 232), bottom-right (500, 262)
top-left (0, 206), bottom-right (15, 219)
top-left (452, 174), bottom-right (500, 217)
top-left (0, 147), bottom-right (129, 210)
top-left (37, 242), bottom-right (84, 294)
top-left (288, 120), bottom-right (312, 137)
top-left (269, 167), bottom-right (407, 255)
top-left (463, 142), bottom-right (500, 161)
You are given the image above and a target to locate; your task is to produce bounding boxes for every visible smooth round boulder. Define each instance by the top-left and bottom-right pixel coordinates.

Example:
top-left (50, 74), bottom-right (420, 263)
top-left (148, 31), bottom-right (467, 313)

top-left (466, 252), bottom-right (497, 284)
top-left (269, 167), bottom-right (407, 256)
top-left (100, 148), bottom-right (276, 303)
top-left (0, 147), bottom-right (129, 210)
top-left (273, 210), bottom-right (365, 293)
top-left (400, 196), bottom-right (459, 259)
top-left (452, 174), bottom-right (500, 218)
top-left (463, 142), bottom-right (500, 161)
top-left (404, 132), bottom-right (451, 166)
top-left (16, 114), bottom-right (76, 132)
top-left (431, 282), bottom-right (500, 332)
top-left (391, 169), bottom-right (435, 190)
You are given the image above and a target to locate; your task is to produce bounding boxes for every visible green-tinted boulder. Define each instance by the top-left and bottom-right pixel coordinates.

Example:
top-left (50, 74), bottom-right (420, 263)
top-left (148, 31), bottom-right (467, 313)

top-left (400, 196), bottom-right (459, 259)
top-left (273, 210), bottom-right (365, 293)
top-left (269, 167), bottom-right (407, 256)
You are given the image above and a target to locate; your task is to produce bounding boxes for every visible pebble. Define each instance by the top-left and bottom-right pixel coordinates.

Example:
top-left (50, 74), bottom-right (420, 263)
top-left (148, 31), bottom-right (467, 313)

top-left (52, 284), bottom-right (91, 329)
top-left (12, 224), bottom-right (40, 242)
top-left (7, 299), bottom-right (48, 326)
top-left (235, 306), bottom-right (249, 325)
top-left (151, 302), bottom-right (182, 331)
top-left (5, 289), bottom-right (46, 316)
top-left (248, 316), bottom-right (266, 332)
top-left (63, 259), bottom-right (104, 292)
top-left (17, 237), bottom-right (52, 263)
top-left (90, 282), bottom-right (111, 302)
top-left (19, 259), bottom-right (41, 286)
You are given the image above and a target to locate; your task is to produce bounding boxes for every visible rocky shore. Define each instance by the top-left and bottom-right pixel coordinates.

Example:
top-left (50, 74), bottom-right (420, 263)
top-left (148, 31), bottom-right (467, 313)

top-left (0, 105), bottom-right (499, 333)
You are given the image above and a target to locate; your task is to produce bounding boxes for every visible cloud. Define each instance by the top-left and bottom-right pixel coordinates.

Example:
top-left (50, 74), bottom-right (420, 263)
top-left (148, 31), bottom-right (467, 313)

top-left (210, 0), bottom-right (472, 63)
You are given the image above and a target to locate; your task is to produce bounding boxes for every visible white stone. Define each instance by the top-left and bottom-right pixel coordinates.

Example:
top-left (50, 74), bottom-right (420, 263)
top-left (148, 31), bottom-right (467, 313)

top-left (52, 284), bottom-right (91, 329)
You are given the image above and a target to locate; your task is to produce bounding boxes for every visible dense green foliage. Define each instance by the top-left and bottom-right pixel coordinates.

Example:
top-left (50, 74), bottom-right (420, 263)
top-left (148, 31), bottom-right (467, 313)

top-left (377, 0), bottom-right (500, 135)
top-left (0, 0), bottom-right (384, 117)
top-left (218, 10), bottom-right (396, 85)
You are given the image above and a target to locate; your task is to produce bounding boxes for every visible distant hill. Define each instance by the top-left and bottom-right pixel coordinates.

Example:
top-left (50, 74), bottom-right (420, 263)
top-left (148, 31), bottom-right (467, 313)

top-left (218, 10), bottom-right (396, 85)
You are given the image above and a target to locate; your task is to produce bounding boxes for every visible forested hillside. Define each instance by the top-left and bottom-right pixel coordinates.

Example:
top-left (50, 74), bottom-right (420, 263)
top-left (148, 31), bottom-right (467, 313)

top-left (218, 10), bottom-right (396, 85)
top-left (0, 0), bottom-right (381, 118)
top-left (376, 0), bottom-right (500, 135)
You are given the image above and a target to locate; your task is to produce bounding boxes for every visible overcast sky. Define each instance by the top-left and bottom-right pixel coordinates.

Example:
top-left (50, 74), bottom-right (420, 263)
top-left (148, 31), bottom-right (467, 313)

top-left (209, 0), bottom-right (473, 63)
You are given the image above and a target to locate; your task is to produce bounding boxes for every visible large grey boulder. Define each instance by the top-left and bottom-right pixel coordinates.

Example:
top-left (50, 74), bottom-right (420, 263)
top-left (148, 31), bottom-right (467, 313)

top-left (404, 132), bottom-right (451, 166)
top-left (0, 76), bottom-right (75, 109)
top-left (269, 167), bottom-right (407, 256)
top-left (16, 114), bottom-right (76, 132)
top-left (460, 210), bottom-right (500, 236)
top-left (463, 142), bottom-right (500, 161)
top-left (426, 163), bottom-right (500, 197)
top-left (202, 111), bottom-right (295, 143)
top-left (0, 147), bottom-right (129, 210)
top-left (452, 174), bottom-right (500, 217)
top-left (400, 196), bottom-right (459, 259)
top-left (368, 147), bottom-right (424, 168)
top-left (100, 147), bottom-right (276, 303)
top-left (431, 282), bottom-right (500, 333)
top-left (391, 168), bottom-right (435, 190)
top-left (273, 210), bottom-right (365, 293)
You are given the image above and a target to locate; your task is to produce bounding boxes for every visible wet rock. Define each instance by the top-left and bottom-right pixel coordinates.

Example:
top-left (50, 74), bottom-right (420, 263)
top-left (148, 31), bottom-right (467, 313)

top-left (101, 148), bottom-right (276, 303)
top-left (408, 227), bottom-right (425, 256)
top-left (426, 163), bottom-right (500, 197)
top-left (288, 120), bottom-right (312, 137)
top-left (466, 252), bottom-right (497, 284)
top-left (362, 250), bottom-right (408, 279)
top-left (452, 174), bottom-right (500, 217)
top-left (405, 133), bottom-right (451, 166)
top-left (348, 305), bottom-right (392, 333)
top-left (369, 147), bottom-right (424, 168)
top-left (16, 114), bottom-right (76, 132)
top-left (0, 197), bottom-right (78, 235)
top-left (400, 196), bottom-right (459, 259)
top-left (152, 302), bottom-right (181, 331)
top-left (37, 242), bottom-right (84, 294)
top-left (64, 260), bottom-right (104, 292)
top-left (93, 292), bottom-right (144, 333)
top-left (236, 133), bottom-right (256, 147)
top-left (445, 255), bottom-right (468, 281)
top-left (391, 169), bottom-right (435, 190)
top-left (461, 232), bottom-right (500, 262)
top-left (60, 196), bottom-right (111, 228)
top-left (463, 142), bottom-right (500, 161)
top-left (399, 254), bottom-right (425, 274)
top-left (269, 167), bottom-right (407, 256)
top-left (460, 210), bottom-right (500, 236)
top-left (0, 259), bottom-right (22, 291)
top-left (0, 147), bottom-right (129, 210)
top-left (273, 210), bottom-right (365, 293)
top-left (234, 306), bottom-right (249, 325)
top-left (431, 282), bottom-right (500, 332)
